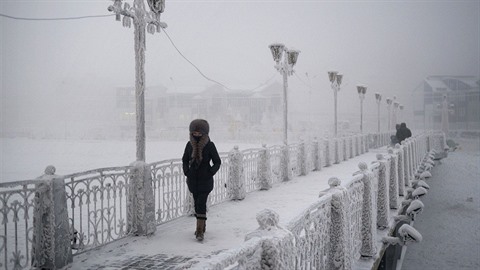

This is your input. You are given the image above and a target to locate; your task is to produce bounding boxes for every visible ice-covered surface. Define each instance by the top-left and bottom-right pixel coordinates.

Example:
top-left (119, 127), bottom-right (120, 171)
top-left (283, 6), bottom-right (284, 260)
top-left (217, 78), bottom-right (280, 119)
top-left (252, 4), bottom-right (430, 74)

top-left (402, 138), bottom-right (480, 270)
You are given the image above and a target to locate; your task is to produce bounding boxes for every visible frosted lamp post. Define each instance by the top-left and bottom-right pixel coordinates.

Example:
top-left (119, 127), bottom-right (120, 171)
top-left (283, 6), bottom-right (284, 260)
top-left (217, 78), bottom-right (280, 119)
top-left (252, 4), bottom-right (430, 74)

top-left (375, 93), bottom-right (382, 132)
top-left (108, 0), bottom-right (167, 162)
top-left (441, 95), bottom-right (454, 135)
top-left (357, 85), bottom-right (367, 133)
top-left (399, 104), bottom-right (404, 124)
top-left (386, 97), bottom-right (393, 131)
top-left (268, 43), bottom-right (300, 145)
top-left (328, 71), bottom-right (343, 137)
top-left (393, 101), bottom-right (399, 127)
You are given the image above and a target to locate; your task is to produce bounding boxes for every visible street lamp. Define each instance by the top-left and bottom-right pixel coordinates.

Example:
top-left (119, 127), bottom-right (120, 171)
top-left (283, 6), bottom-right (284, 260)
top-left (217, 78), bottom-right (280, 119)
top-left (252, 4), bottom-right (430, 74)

top-left (399, 104), bottom-right (404, 123)
top-left (375, 93), bottom-right (382, 132)
top-left (328, 71), bottom-right (343, 137)
top-left (357, 85), bottom-right (367, 133)
top-left (393, 101), bottom-right (399, 127)
top-left (386, 97), bottom-right (393, 131)
top-left (108, 0), bottom-right (167, 162)
top-left (268, 43), bottom-right (300, 144)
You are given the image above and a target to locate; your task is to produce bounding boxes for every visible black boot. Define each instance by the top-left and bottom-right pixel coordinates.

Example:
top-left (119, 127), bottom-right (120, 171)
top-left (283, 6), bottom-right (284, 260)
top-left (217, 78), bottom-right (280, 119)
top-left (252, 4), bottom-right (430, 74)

top-left (195, 219), bottom-right (205, 241)
top-left (195, 214), bottom-right (207, 241)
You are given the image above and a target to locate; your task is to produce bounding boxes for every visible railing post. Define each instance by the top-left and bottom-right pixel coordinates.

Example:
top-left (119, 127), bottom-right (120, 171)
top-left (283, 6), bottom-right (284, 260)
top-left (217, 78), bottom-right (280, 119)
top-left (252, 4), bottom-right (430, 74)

top-left (343, 137), bottom-right (348, 161)
top-left (402, 140), bottom-right (411, 188)
top-left (31, 166), bottom-right (73, 269)
top-left (228, 146), bottom-right (246, 200)
top-left (349, 136), bottom-right (354, 159)
top-left (355, 135), bottom-right (360, 156)
top-left (281, 143), bottom-right (291, 181)
top-left (365, 134), bottom-right (370, 152)
top-left (334, 138), bottom-right (340, 164)
top-left (258, 144), bottom-right (272, 190)
top-left (324, 138), bottom-right (331, 167)
top-left (357, 162), bottom-right (377, 258)
top-left (395, 144), bottom-right (405, 196)
top-left (245, 209), bottom-right (295, 269)
top-left (128, 161), bottom-right (156, 236)
top-left (375, 154), bottom-right (390, 229)
top-left (298, 140), bottom-right (307, 176)
top-left (313, 137), bottom-right (322, 171)
top-left (326, 177), bottom-right (351, 270)
top-left (387, 148), bottom-right (399, 209)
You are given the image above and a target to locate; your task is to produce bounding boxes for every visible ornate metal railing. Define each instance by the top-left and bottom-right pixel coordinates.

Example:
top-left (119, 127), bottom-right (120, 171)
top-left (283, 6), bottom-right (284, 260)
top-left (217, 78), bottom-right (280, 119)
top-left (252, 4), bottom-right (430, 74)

top-left (63, 166), bottom-right (132, 255)
top-left (268, 145), bottom-right (283, 184)
top-left (0, 179), bottom-right (42, 270)
top-left (242, 149), bottom-right (261, 193)
top-left (209, 152), bottom-right (230, 206)
top-left (346, 176), bottom-right (365, 261)
top-left (149, 159), bottom-right (189, 224)
top-left (286, 193), bottom-right (333, 269)
top-left (0, 132), bottom-right (435, 270)
top-left (289, 144), bottom-right (300, 177)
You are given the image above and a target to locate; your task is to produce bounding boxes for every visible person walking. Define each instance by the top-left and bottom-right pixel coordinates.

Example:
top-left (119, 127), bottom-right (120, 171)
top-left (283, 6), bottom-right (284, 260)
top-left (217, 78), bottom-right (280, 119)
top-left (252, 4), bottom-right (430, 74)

top-left (397, 122), bottom-right (412, 143)
top-left (182, 119), bottom-right (221, 241)
top-left (403, 122), bottom-right (412, 139)
top-left (392, 124), bottom-right (401, 146)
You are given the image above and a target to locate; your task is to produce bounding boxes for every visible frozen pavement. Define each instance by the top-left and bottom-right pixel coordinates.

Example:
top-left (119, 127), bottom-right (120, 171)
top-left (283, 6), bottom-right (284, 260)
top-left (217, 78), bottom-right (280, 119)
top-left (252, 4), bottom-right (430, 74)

top-left (65, 149), bottom-right (382, 269)
top-left (402, 138), bottom-right (480, 270)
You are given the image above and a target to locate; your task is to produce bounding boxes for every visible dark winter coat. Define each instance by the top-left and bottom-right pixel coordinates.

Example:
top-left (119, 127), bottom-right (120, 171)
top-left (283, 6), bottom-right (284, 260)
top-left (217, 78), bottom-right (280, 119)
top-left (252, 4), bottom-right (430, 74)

top-left (396, 123), bottom-right (412, 143)
top-left (182, 139), bottom-right (221, 194)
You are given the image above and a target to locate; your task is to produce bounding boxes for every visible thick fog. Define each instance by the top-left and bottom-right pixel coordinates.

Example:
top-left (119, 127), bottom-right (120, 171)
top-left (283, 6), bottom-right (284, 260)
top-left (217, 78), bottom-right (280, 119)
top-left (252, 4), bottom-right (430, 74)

top-left (1, 0), bottom-right (479, 141)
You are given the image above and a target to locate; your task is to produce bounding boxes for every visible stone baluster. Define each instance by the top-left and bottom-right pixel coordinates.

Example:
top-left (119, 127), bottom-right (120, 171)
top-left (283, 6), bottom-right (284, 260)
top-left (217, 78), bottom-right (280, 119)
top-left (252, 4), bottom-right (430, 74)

top-left (228, 146), bottom-right (246, 200)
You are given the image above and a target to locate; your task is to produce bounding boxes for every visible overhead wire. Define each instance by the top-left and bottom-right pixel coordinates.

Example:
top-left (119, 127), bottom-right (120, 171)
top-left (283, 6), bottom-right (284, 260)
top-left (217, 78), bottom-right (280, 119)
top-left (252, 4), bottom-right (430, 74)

top-left (0, 13), bottom-right (115, 21)
top-left (0, 11), bottom-right (279, 92)
top-left (161, 28), bottom-right (277, 92)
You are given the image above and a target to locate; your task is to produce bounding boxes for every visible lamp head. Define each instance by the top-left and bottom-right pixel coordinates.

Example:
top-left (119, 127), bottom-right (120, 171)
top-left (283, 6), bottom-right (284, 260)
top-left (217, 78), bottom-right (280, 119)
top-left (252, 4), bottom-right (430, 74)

top-left (286, 49), bottom-right (300, 66)
top-left (357, 85), bottom-right (367, 95)
top-left (147, 0), bottom-right (165, 14)
top-left (375, 92), bottom-right (382, 101)
top-left (268, 43), bottom-right (285, 63)
top-left (386, 98), bottom-right (392, 105)
top-left (336, 74), bottom-right (343, 85)
top-left (328, 71), bottom-right (338, 83)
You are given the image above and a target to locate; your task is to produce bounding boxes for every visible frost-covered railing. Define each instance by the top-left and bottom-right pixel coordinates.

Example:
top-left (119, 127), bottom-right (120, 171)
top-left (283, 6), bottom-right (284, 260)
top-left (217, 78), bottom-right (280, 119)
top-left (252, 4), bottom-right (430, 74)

top-left (209, 152), bottom-right (230, 205)
top-left (64, 166), bottom-right (133, 254)
top-left (0, 179), bottom-right (43, 270)
top-left (286, 193), bottom-right (333, 269)
top-left (268, 145), bottom-right (284, 184)
top-left (242, 149), bottom-right (261, 193)
top-left (0, 132), bottom-right (398, 270)
top-left (193, 132), bottom-right (442, 270)
top-left (149, 158), bottom-right (190, 223)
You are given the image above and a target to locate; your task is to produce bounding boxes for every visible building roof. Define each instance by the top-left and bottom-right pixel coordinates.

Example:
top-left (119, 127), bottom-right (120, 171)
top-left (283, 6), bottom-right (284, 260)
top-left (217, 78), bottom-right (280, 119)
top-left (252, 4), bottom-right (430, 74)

top-left (424, 76), bottom-right (479, 93)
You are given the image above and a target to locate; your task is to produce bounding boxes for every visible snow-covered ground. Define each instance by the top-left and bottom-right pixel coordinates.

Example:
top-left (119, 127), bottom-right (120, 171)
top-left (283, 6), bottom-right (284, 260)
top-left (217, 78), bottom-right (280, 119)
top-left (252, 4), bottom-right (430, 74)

top-left (0, 138), bottom-right (261, 182)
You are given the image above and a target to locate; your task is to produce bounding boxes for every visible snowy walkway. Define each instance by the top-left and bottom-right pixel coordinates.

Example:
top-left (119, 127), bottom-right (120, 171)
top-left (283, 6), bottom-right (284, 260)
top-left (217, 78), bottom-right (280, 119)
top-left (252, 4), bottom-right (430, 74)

top-left (66, 148), bottom-right (382, 269)
top-left (402, 138), bottom-right (480, 270)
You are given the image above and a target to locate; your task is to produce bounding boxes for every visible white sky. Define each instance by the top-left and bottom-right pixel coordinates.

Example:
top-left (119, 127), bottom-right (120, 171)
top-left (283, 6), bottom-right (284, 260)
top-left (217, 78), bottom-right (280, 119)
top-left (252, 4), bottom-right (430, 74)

top-left (1, 0), bottom-right (479, 130)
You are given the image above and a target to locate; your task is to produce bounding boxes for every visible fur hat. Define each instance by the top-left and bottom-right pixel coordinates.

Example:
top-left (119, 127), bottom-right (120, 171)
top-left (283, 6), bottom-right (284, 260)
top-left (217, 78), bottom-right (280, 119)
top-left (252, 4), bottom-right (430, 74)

top-left (189, 119), bottom-right (209, 135)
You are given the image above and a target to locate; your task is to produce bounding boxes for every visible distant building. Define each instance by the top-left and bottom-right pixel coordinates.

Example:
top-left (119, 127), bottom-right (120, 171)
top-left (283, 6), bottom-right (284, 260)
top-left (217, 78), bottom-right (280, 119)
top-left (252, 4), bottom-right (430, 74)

top-left (413, 76), bottom-right (480, 131)
top-left (115, 82), bottom-right (283, 139)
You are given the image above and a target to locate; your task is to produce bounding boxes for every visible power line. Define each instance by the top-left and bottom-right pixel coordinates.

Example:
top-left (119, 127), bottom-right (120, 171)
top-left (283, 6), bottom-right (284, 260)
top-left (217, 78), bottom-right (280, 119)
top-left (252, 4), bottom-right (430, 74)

top-left (0, 13), bottom-right (115, 21)
top-left (0, 11), bottom-right (279, 92)
top-left (161, 28), bottom-right (277, 92)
